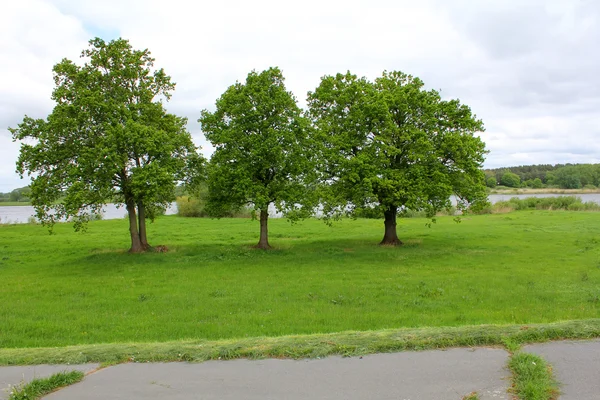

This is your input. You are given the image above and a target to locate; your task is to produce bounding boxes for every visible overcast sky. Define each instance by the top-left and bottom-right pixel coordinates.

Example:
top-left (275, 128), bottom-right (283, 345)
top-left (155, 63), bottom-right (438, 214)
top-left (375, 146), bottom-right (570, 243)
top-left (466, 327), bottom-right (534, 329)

top-left (1, 0), bottom-right (599, 192)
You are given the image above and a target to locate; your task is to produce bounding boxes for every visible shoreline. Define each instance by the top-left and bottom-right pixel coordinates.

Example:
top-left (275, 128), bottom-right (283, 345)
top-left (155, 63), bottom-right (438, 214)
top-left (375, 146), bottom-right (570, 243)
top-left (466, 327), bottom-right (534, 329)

top-left (2, 190), bottom-right (600, 208)
top-left (2, 191), bottom-right (600, 208)
top-left (488, 188), bottom-right (600, 195)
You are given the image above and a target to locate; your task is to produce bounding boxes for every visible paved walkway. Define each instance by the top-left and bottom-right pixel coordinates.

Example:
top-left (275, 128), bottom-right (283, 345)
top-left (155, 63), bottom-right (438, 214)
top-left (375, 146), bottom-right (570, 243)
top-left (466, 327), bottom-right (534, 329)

top-left (0, 364), bottom-right (98, 400)
top-left (524, 340), bottom-right (600, 400)
top-left (0, 340), bottom-right (597, 399)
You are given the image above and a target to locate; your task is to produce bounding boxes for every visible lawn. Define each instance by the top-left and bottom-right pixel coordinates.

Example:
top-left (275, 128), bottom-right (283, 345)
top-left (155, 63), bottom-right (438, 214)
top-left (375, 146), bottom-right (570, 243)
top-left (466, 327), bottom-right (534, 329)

top-left (0, 211), bottom-right (599, 349)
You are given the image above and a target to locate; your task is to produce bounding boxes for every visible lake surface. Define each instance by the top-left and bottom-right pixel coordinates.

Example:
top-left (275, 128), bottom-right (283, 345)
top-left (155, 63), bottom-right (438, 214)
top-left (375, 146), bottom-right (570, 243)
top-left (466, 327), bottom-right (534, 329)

top-left (2, 193), bottom-right (600, 224)
top-left (0, 203), bottom-right (178, 224)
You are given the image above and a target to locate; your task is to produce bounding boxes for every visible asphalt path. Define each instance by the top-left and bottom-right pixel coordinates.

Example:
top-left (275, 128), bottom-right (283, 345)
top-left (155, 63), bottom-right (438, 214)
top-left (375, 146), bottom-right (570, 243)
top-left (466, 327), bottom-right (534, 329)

top-left (523, 339), bottom-right (600, 400)
top-left (2, 341), bottom-right (597, 399)
top-left (0, 364), bottom-right (98, 400)
top-left (2, 348), bottom-right (510, 400)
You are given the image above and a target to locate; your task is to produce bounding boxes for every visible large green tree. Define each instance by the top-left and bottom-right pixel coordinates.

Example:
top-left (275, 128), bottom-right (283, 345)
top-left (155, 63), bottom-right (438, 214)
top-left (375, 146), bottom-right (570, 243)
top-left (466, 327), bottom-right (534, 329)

top-left (199, 67), bottom-right (313, 249)
top-left (308, 71), bottom-right (487, 245)
top-left (10, 38), bottom-right (202, 252)
top-left (500, 172), bottom-right (521, 188)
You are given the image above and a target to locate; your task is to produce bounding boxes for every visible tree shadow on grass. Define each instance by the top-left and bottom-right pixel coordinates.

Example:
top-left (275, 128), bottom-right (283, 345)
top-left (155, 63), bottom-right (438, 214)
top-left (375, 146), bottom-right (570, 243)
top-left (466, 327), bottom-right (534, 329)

top-left (70, 236), bottom-right (432, 276)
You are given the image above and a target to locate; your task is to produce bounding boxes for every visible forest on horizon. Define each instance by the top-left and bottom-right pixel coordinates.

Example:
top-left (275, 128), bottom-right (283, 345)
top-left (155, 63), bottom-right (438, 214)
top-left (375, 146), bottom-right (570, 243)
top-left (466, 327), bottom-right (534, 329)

top-left (485, 163), bottom-right (600, 189)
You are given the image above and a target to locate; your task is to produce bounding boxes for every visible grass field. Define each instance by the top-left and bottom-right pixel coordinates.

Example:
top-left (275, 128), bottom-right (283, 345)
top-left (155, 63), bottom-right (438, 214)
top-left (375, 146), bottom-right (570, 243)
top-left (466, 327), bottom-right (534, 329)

top-left (1, 212), bottom-right (599, 349)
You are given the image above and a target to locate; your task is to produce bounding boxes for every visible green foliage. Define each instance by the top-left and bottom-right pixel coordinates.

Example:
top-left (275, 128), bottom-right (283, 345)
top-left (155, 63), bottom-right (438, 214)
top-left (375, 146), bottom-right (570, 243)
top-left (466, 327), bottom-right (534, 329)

top-left (549, 167), bottom-right (582, 189)
top-left (307, 70), bottom-right (488, 227)
top-left (500, 172), bottom-right (521, 188)
top-left (509, 352), bottom-right (558, 400)
top-left (486, 163), bottom-right (600, 189)
top-left (486, 176), bottom-right (497, 188)
top-left (199, 67), bottom-right (315, 246)
top-left (176, 196), bottom-right (251, 218)
top-left (483, 196), bottom-right (600, 213)
top-left (9, 189), bottom-right (26, 202)
top-left (174, 184), bottom-right (187, 197)
top-left (0, 187), bottom-right (31, 203)
top-left (10, 38), bottom-right (203, 250)
top-left (8, 370), bottom-right (84, 400)
top-left (176, 196), bottom-right (207, 217)
top-left (486, 164), bottom-right (557, 184)
top-left (545, 164), bottom-right (600, 189)
top-left (354, 207), bottom-right (384, 219)
top-left (531, 178), bottom-right (543, 189)
top-left (8, 191), bottom-right (21, 202)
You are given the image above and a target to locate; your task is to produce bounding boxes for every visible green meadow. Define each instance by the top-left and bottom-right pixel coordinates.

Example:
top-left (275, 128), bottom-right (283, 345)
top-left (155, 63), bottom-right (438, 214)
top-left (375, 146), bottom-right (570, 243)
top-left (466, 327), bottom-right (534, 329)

top-left (1, 212), bottom-right (599, 349)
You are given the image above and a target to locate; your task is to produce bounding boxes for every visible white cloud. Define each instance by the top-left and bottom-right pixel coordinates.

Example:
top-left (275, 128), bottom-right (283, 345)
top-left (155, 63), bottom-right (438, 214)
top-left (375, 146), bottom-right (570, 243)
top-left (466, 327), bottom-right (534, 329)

top-left (0, 0), bottom-right (90, 191)
top-left (1, 0), bottom-right (599, 191)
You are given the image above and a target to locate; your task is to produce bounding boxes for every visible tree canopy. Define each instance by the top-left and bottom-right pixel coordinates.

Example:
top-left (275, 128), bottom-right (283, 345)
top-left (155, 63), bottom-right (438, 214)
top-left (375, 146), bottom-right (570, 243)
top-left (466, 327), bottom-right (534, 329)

top-left (308, 71), bottom-right (487, 245)
top-left (0, 186), bottom-right (31, 203)
top-left (199, 67), bottom-right (314, 249)
top-left (500, 172), bottom-right (521, 188)
top-left (10, 38), bottom-right (202, 252)
top-left (484, 163), bottom-right (600, 189)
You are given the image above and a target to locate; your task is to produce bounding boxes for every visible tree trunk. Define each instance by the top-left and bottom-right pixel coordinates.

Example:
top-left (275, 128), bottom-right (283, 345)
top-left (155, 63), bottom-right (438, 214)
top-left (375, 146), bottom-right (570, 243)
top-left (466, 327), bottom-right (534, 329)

top-left (380, 206), bottom-right (403, 246)
top-left (256, 208), bottom-right (272, 250)
top-left (137, 202), bottom-right (150, 250)
top-left (126, 199), bottom-right (144, 253)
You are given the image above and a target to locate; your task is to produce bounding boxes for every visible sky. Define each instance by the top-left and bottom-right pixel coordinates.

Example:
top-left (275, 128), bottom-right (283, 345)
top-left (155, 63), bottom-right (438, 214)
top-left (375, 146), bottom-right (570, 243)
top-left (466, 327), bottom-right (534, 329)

top-left (1, 0), bottom-right (599, 192)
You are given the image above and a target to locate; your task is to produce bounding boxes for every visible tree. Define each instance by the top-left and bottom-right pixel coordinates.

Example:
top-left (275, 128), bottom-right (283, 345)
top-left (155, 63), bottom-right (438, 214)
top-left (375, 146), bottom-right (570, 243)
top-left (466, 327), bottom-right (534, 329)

top-left (199, 67), bottom-right (313, 249)
top-left (8, 190), bottom-right (22, 202)
top-left (486, 164), bottom-right (562, 185)
top-left (486, 176), bottom-right (497, 188)
top-left (500, 172), bottom-right (521, 188)
top-left (547, 164), bottom-right (600, 189)
top-left (7, 186), bottom-right (31, 202)
top-left (10, 38), bottom-right (202, 252)
top-left (308, 71), bottom-right (487, 245)
top-left (552, 167), bottom-right (582, 189)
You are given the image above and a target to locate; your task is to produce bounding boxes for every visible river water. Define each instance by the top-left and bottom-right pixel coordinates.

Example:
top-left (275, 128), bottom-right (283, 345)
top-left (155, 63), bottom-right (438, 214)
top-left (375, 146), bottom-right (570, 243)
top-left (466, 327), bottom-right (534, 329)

top-left (0, 203), bottom-right (178, 224)
top-left (2, 194), bottom-right (600, 224)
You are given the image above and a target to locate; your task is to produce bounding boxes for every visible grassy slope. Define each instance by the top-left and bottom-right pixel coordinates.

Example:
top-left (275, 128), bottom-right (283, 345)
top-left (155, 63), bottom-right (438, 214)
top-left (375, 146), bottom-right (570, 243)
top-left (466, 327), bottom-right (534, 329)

top-left (0, 212), bottom-right (599, 349)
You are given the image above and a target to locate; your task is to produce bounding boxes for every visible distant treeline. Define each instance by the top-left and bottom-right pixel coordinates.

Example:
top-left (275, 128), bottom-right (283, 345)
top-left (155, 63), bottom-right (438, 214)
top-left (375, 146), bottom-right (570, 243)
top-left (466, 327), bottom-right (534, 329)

top-left (484, 164), bottom-right (600, 189)
top-left (0, 186), bottom-right (31, 203)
